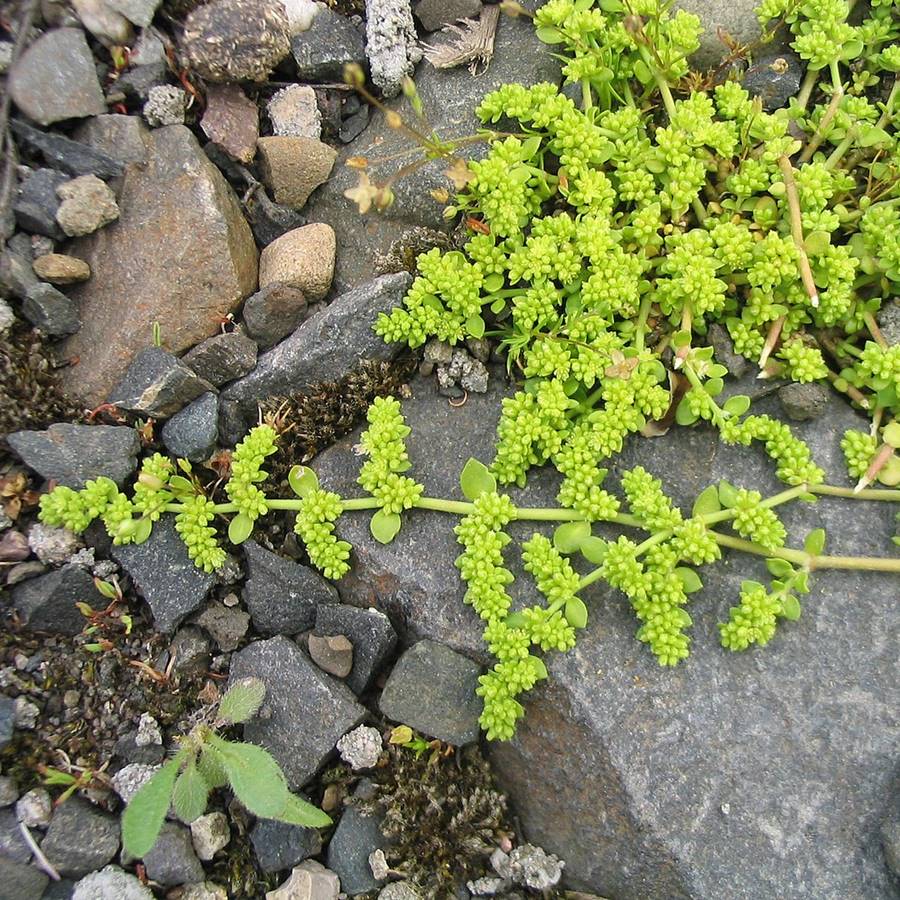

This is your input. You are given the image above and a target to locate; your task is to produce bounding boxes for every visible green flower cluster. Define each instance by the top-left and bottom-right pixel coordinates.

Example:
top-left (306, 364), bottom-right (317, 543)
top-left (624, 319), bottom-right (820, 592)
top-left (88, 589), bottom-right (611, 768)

top-left (133, 453), bottom-right (174, 521)
top-left (731, 489), bottom-right (787, 550)
top-left (175, 494), bottom-right (226, 573)
top-left (777, 340), bottom-right (828, 383)
top-left (39, 476), bottom-right (136, 544)
top-left (358, 396), bottom-right (423, 514)
top-left (294, 489), bottom-right (351, 580)
top-left (225, 425), bottom-right (277, 523)
top-left (718, 581), bottom-right (784, 650)
top-left (840, 429), bottom-right (878, 479)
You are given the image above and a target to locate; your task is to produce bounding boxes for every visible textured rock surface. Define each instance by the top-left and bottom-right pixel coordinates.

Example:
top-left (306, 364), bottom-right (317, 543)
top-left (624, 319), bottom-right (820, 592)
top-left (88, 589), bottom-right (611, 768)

top-left (60, 123), bottom-right (257, 405)
top-left (365, 0), bottom-right (420, 98)
top-left (40, 797), bottom-right (120, 877)
top-left (72, 865), bottom-right (153, 900)
top-left (379, 640), bottom-right (482, 745)
top-left (10, 565), bottom-right (100, 635)
top-left (55, 174), bottom-right (119, 238)
top-left (267, 84), bottom-right (322, 138)
top-left (161, 391), bottom-right (219, 461)
top-left (7, 423), bottom-right (140, 488)
top-left (10, 120), bottom-right (125, 179)
top-left (181, 330), bottom-right (258, 387)
top-left (414, 0), bottom-right (482, 31)
top-left (243, 541), bottom-right (338, 636)
top-left (113, 518), bottom-right (214, 633)
top-left (201, 84), bottom-right (259, 164)
top-left (315, 373), bottom-right (900, 898)
top-left (257, 137), bottom-right (337, 209)
top-left (22, 282), bottom-right (80, 335)
top-left (303, 4), bottom-right (559, 292)
top-left (250, 817), bottom-right (322, 873)
top-left (257, 223), bottom-right (335, 298)
top-left (241, 282), bottom-right (308, 349)
top-left (0, 856), bottom-right (48, 900)
top-left (14, 168), bottom-right (68, 239)
top-left (326, 782), bottom-right (387, 896)
top-left (32, 253), bottom-right (91, 284)
top-left (221, 272), bottom-right (411, 437)
top-left (674, 0), bottom-right (762, 67)
top-left (8, 28), bottom-right (105, 125)
top-left (143, 822), bottom-right (205, 886)
top-left (290, 6), bottom-right (366, 82)
top-left (228, 636), bottom-right (366, 789)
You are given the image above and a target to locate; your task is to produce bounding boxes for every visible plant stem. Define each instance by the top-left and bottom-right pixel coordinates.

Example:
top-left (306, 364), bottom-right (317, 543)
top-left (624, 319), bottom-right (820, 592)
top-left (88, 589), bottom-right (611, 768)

top-left (863, 310), bottom-right (889, 349)
top-left (811, 484), bottom-right (900, 501)
top-left (778, 155), bottom-right (819, 307)
top-left (795, 67), bottom-right (819, 113)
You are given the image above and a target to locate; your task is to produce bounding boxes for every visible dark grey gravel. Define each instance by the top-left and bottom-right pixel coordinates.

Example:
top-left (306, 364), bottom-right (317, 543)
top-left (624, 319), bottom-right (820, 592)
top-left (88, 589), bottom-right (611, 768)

top-left (315, 604), bottom-right (398, 695)
top-left (10, 121), bottom-right (125, 179)
top-left (10, 564), bottom-right (100, 636)
top-left (250, 817), bottom-right (322, 873)
top-left (243, 542), bottom-right (338, 636)
top-left (112, 518), bottom-right (214, 633)
top-left (0, 807), bottom-right (31, 863)
top-left (107, 347), bottom-right (215, 419)
top-left (379, 640), bottom-right (483, 746)
top-left (40, 797), bottom-right (120, 878)
top-left (142, 822), bottom-right (204, 886)
top-left (326, 781), bottom-right (388, 896)
top-left (291, 7), bottom-right (366, 82)
top-left (0, 855), bottom-right (48, 900)
top-left (742, 49), bottom-right (804, 112)
top-left (241, 283), bottom-right (308, 350)
top-left (14, 168), bottom-right (68, 239)
top-left (161, 392), bottom-right (219, 462)
top-left (778, 381), bottom-right (831, 421)
top-left (7, 423), bottom-right (139, 489)
top-left (0, 698), bottom-right (13, 750)
top-left (181, 331), bottom-right (258, 387)
top-left (22, 282), bottom-right (80, 336)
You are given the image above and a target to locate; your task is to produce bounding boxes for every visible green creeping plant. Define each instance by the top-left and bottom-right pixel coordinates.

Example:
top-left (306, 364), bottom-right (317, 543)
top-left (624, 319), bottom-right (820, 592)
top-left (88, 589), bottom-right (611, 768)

top-left (121, 678), bottom-right (331, 858)
top-left (39, 0), bottom-right (900, 741)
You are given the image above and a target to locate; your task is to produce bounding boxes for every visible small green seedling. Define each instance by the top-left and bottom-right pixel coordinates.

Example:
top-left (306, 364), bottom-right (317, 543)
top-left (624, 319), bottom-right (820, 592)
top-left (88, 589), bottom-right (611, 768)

top-left (122, 677), bottom-right (331, 857)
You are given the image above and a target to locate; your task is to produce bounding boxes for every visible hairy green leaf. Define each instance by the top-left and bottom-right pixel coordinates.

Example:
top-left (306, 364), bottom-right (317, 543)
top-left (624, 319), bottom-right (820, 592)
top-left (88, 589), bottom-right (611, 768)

top-left (215, 740), bottom-right (289, 818)
top-left (218, 677), bottom-right (266, 725)
top-left (122, 753), bottom-right (185, 857)
top-left (460, 458), bottom-right (497, 500)
top-left (172, 760), bottom-right (209, 824)
top-left (197, 746), bottom-right (228, 789)
top-left (273, 793), bottom-right (333, 829)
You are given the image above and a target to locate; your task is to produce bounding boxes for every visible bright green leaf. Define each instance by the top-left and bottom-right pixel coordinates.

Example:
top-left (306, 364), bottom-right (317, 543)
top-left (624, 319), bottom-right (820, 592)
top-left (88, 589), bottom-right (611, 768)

top-left (675, 397), bottom-right (698, 426)
top-left (553, 520), bottom-right (590, 554)
top-left (504, 611), bottom-right (528, 629)
top-left (218, 677), bottom-right (266, 725)
top-left (876, 455), bottom-right (900, 486)
top-left (214, 740), bottom-right (289, 818)
top-left (483, 273), bottom-right (504, 293)
top-left (675, 567), bottom-right (702, 594)
top-left (535, 25), bottom-right (564, 43)
top-left (692, 484), bottom-right (721, 518)
top-left (466, 314), bottom-right (486, 339)
top-left (528, 656), bottom-right (549, 680)
top-left (370, 509), bottom-right (402, 544)
top-left (168, 475), bottom-right (194, 495)
top-left (133, 517), bottom-right (152, 544)
top-left (172, 760), bottom-right (209, 824)
top-left (565, 596), bottom-right (588, 629)
top-left (766, 558), bottom-right (794, 578)
top-left (460, 458), bottom-right (496, 500)
top-left (717, 480), bottom-right (739, 508)
top-left (723, 395), bottom-right (751, 417)
top-left (780, 594), bottom-right (802, 621)
top-left (804, 528), bottom-right (826, 556)
top-left (579, 536), bottom-right (608, 565)
top-left (883, 422), bottom-right (900, 449)
top-left (274, 793), bottom-right (333, 829)
top-left (289, 466), bottom-right (319, 498)
top-left (122, 753), bottom-right (185, 857)
top-left (228, 513), bottom-right (254, 546)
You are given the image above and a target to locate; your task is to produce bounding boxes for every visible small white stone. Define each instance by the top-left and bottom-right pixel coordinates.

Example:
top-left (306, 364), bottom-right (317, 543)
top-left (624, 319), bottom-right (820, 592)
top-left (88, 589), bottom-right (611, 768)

top-left (190, 811), bottom-right (231, 861)
top-left (369, 848), bottom-right (390, 880)
top-left (73, 865), bottom-right (153, 900)
top-left (508, 843), bottom-right (564, 891)
top-left (0, 299), bottom-right (14, 333)
top-left (266, 860), bottom-right (340, 900)
top-left (13, 697), bottom-right (39, 730)
top-left (282, 0), bottom-right (322, 33)
top-left (143, 84), bottom-right (186, 127)
top-left (15, 788), bottom-right (52, 827)
top-left (337, 725), bottom-right (383, 771)
top-left (267, 85), bottom-right (322, 139)
top-left (27, 522), bottom-right (83, 565)
top-left (181, 881), bottom-right (228, 899)
top-left (135, 712), bottom-right (162, 746)
top-left (378, 882), bottom-right (423, 900)
top-left (0, 42), bottom-right (13, 74)
top-left (111, 763), bottom-right (159, 804)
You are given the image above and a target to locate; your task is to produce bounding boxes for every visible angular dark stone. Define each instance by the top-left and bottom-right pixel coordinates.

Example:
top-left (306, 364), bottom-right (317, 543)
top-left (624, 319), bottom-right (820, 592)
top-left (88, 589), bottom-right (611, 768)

top-left (742, 49), bottom-right (804, 112)
top-left (243, 187), bottom-right (308, 247)
top-left (228, 636), bottom-right (365, 789)
top-left (0, 808), bottom-right (31, 863)
top-left (10, 565), bottom-right (100, 636)
top-left (315, 371), bottom-right (900, 897)
top-left (112, 518), bottom-right (214, 633)
top-left (7, 423), bottom-right (140, 489)
top-left (708, 322), bottom-right (748, 379)
top-left (107, 347), bottom-right (215, 419)
top-left (315, 604), bottom-right (397, 695)
top-left (116, 62), bottom-right (169, 103)
top-left (74, 114), bottom-right (150, 167)
top-left (22, 283), bottom-right (80, 336)
top-left (142, 822), bottom-right (204, 886)
top-left (194, 602), bottom-right (250, 652)
top-left (379, 640), bottom-right (482, 746)
top-left (0, 243), bottom-right (40, 300)
top-left (241, 283), bottom-right (308, 350)
top-left (14, 168), bottom-right (68, 239)
top-left (325, 781), bottom-right (388, 896)
top-left (221, 273), bottom-right (412, 438)
top-left (250, 817), bottom-right (322, 873)
top-left (0, 696), bottom-right (14, 750)
top-left (168, 625), bottom-right (211, 675)
top-left (161, 392), bottom-right (219, 462)
top-left (0, 855), bottom-right (48, 900)
top-left (414, 0), bottom-right (482, 31)
top-left (778, 381), bottom-right (830, 421)
top-left (242, 542), bottom-right (338, 636)
top-left (181, 331), bottom-right (258, 387)
top-left (40, 797), bottom-right (120, 878)
top-left (8, 28), bottom-right (105, 126)
top-left (291, 8), bottom-right (366, 82)
top-left (10, 121), bottom-right (125, 179)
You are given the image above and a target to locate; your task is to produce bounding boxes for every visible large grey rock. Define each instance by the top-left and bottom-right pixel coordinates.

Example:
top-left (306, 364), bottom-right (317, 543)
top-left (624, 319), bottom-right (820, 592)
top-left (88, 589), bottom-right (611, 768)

top-left (0, 855), bottom-right (47, 900)
top-left (243, 542), bottom-right (338, 636)
top-left (7, 423), bottom-right (140, 488)
top-left (314, 373), bottom-right (900, 898)
top-left (161, 392), bottom-right (219, 462)
top-left (0, 807), bottom-right (31, 863)
top-left (143, 822), bottom-right (205, 885)
top-left (290, 6), bottom-right (366, 82)
top-left (315, 604), bottom-right (397, 695)
top-left (326, 781), bottom-right (387, 896)
top-left (379, 639), bottom-right (482, 745)
top-left (181, 331), bottom-right (258, 387)
top-left (10, 564), bottom-right (100, 635)
top-left (221, 272), bottom-right (411, 438)
top-left (40, 797), bottom-right (120, 878)
top-left (74, 113), bottom-right (150, 166)
top-left (250, 817), bottom-right (322, 873)
top-left (228, 636), bottom-right (366, 789)
top-left (22, 283), bottom-right (80, 336)
top-left (113, 518), bottom-right (214, 633)
top-left (8, 28), bottom-right (105, 125)
top-left (303, 4), bottom-right (560, 292)
top-left (60, 123), bottom-right (258, 406)
top-left (674, 0), bottom-right (762, 68)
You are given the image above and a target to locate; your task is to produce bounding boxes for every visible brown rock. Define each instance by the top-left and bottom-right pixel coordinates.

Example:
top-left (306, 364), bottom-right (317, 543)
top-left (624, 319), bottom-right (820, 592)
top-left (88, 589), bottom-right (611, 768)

top-left (32, 254), bottom-right (91, 284)
top-left (307, 633), bottom-right (353, 678)
top-left (201, 84), bottom-right (259, 164)
top-left (256, 136), bottom-right (337, 209)
top-left (258, 224), bottom-right (335, 301)
top-left (60, 124), bottom-right (258, 406)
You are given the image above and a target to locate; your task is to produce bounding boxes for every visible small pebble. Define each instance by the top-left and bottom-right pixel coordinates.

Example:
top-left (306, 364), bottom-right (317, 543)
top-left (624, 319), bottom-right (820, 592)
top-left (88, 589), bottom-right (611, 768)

top-left (16, 788), bottom-right (52, 828)
top-left (143, 85), bottom-right (187, 127)
top-left (336, 725), bottom-right (382, 771)
top-left (308, 633), bottom-right (353, 678)
top-left (14, 697), bottom-right (39, 730)
top-left (134, 712), bottom-right (162, 747)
